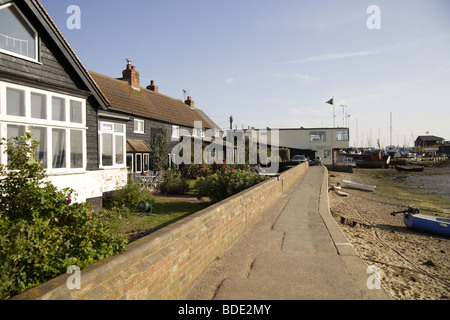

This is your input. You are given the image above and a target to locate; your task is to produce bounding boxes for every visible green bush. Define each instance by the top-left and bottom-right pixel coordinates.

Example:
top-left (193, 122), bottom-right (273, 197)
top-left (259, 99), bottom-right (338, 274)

top-left (108, 181), bottom-right (154, 211)
top-left (195, 162), bottom-right (269, 203)
top-left (158, 170), bottom-right (189, 195)
top-left (0, 132), bottom-right (126, 300)
top-left (279, 148), bottom-right (291, 162)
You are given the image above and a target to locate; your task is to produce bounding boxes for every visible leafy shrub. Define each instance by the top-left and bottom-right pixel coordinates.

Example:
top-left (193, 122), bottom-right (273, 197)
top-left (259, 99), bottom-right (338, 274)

top-left (0, 132), bottom-right (126, 300)
top-left (108, 181), bottom-right (154, 211)
top-left (158, 170), bottom-right (189, 195)
top-left (195, 162), bottom-right (269, 203)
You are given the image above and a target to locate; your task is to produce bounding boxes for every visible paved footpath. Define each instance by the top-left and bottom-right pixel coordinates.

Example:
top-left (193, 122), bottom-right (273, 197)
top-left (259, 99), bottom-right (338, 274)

top-left (181, 166), bottom-right (391, 300)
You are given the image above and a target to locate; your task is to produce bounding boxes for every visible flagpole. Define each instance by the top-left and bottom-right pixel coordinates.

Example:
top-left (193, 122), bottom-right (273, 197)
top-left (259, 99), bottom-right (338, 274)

top-left (333, 96), bottom-right (335, 128)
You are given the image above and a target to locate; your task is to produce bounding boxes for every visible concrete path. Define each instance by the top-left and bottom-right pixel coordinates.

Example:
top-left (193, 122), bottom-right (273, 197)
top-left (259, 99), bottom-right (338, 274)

top-left (181, 166), bottom-right (391, 300)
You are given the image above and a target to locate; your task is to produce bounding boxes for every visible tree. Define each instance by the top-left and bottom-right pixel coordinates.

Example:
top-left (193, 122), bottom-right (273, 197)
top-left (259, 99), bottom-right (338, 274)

top-left (150, 127), bottom-right (168, 170)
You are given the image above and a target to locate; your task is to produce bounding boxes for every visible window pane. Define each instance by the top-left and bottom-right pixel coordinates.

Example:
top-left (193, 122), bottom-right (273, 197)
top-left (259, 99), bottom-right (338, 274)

top-left (114, 124), bottom-right (124, 133)
top-left (102, 133), bottom-right (113, 166)
top-left (102, 123), bottom-right (113, 132)
top-left (126, 154), bottom-right (133, 171)
top-left (6, 124), bottom-right (26, 167)
top-left (143, 154), bottom-right (149, 171)
top-left (136, 154), bottom-right (142, 172)
top-left (7, 124), bottom-right (26, 140)
top-left (31, 93), bottom-right (47, 119)
top-left (0, 5), bottom-right (37, 59)
top-left (6, 88), bottom-right (25, 116)
top-left (31, 127), bottom-right (47, 169)
top-left (70, 100), bottom-right (82, 123)
top-left (336, 130), bottom-right (349, 141)
top-left (52, 97), bottom-right (65, 121)
top-left (52, 129), bottom-right (66, 169)
top-left (115, 135), bottom-right (124, 165)
top-left (70, 130), bottom-right (83, 168)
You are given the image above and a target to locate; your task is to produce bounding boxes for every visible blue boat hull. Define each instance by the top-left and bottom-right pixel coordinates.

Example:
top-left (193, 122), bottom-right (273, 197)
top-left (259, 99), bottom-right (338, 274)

top-left (403, 214), bottom-right (450, 237)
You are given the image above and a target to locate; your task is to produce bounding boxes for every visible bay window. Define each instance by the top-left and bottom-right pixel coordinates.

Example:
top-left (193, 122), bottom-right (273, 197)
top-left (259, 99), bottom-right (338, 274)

top-left (0, 81), bottom-right (86, 172)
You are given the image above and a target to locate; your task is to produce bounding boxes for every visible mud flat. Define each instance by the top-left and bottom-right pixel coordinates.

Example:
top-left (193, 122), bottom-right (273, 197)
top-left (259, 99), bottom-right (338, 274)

top-left (328, 166), bottom-right (450, 300)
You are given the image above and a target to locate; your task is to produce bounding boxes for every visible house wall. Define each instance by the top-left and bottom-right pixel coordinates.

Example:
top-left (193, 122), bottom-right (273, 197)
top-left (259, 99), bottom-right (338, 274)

top-left (278, 129), bottom-right (349, 165)
top-left (124, 114), bottom-right (195, 167)
top-left (0, 5), bottom-right (114, 210)
top-left (14, 162), bottom-right (308, 300)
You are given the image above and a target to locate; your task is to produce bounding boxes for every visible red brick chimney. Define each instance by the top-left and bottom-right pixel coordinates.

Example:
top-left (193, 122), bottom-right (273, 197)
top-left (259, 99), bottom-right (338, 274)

top-left (185, 96), bottom-right (194, 109)
top-left (122, 60), bottom-right (140, 90)
top-left (146, 80), bottom-right (159, 93)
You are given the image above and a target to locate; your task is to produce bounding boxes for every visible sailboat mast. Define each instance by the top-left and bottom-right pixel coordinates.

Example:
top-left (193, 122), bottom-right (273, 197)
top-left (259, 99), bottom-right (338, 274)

top-left (390, 112), bottom-right (393, 147)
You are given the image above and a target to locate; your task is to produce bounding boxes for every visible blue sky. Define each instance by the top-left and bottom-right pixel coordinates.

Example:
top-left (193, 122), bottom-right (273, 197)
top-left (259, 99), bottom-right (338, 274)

top-left (40, 0), bottom-right (450, 148)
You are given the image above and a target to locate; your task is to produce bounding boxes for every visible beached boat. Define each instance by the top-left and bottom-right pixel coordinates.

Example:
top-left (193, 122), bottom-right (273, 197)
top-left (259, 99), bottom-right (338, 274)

top-left (391, 207), bottom-right (450, 237)
top-left (335, 189), bottom-right (349, 197)
top-left (395, 165), bottom-right (424, 172)
top-left (353, 151), bottom-right (391, 169)
top-left (404, 214), bottom-right (450, 237)
top-left (342, 180), bottom-right (376, 192)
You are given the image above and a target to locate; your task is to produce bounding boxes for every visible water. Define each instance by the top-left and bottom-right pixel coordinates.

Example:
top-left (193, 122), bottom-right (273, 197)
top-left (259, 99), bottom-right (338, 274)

top-left (405, 173), bottom-right (450, 201)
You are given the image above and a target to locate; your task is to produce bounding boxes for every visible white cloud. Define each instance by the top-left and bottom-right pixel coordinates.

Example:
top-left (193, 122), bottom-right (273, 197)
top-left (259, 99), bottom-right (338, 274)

top-left (278, 50), bottom-right (378, 65)
top-left (225, 78), bottom-right (235, 84)
top-left (276, 41), bottom-right (420, 65)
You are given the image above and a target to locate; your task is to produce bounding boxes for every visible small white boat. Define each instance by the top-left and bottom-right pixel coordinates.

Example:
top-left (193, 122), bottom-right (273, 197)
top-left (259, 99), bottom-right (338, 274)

top-left (342, 180), bottom-right (376, 192)
top-left (335, 189), bottom-right (348, 197)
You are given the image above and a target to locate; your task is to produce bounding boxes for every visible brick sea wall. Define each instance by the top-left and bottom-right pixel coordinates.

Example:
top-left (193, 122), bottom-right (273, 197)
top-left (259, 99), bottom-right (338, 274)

top-left (15, 163), bottom-right (308, 300)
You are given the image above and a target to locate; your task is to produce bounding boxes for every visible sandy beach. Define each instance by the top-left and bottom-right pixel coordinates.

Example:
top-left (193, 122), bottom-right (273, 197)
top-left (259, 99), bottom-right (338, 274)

top-left (328, 166), bottom-right (450, 300)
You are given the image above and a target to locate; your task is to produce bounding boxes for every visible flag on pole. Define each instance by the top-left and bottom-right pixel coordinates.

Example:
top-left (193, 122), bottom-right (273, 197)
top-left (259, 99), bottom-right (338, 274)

top-left (326, 98), bottom-right (334, 105)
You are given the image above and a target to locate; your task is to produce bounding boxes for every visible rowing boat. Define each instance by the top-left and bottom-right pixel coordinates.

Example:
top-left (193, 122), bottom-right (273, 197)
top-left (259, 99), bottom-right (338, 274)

top-left (403, 214), bottom-right (450, 237)
top-left (342, 180), bottom-right (376, 192)
top-left (391, 207), bottom-right (450, 237)
top-left (395, 165), bottom-right (424, 172)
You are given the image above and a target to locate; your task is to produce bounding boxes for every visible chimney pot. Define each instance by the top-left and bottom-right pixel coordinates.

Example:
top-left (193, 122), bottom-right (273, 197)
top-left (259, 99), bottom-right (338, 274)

top-left (122, 62), bottom-right (140, 90)
top-left (147, 80), bottom-right (159, 92)
top-left (185, 96), bottom-right (194, 109)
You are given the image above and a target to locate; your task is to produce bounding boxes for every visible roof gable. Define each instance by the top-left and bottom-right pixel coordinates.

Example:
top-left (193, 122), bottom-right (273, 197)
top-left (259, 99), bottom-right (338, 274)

top-left (8, 0), bottom-right (110, 109)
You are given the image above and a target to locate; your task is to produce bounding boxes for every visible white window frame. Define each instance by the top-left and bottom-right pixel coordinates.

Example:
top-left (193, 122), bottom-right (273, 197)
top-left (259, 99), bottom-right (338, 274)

top-left (0, 81), bottom-right (86, 173)
top-left (135, 153), bottom-right (142, 173)
top-left (143, 153), bottom-right (150, 172)
top-left (126, 153), bottom-right (134, 173)
top-left (336, 129), bottom-right (349, 141)
top-left (134, 119), bottom-right (144, 134)
top-left (310, 131), bottom-right (326, 142)
top-left (98, 121), bottom-right (126, 169)
top-left (193, 128), bottom-right (200, 138)
top-left (0, 3), bottom-right (40, 63)
top-left (171, 125), bottom-right (180, 140)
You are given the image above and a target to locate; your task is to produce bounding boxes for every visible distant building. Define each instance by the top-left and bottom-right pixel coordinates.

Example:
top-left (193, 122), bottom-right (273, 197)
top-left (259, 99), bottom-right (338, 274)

top-left (414, 135), bottom-right (445, 156)
top-left (226, 127), bottom-right (350, 166)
